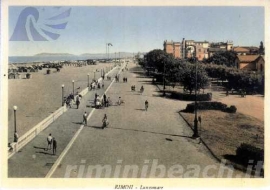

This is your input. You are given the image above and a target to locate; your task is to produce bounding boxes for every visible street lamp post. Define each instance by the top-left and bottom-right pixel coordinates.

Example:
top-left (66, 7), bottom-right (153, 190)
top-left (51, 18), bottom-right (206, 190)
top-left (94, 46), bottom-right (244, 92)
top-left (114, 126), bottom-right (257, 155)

top-left (13, 106), bottom-right (18, 142)
top-left (62, 84), bottom-right (65, 106)
top-left (108, 46), bottom-right (110, 60)
top-left (163, 61), bottom-right (166, 96)
top-left (106, 43), bottom-right (108, 60)
top-left (72, 80), bottom-right (75, 95)
top-left (193, 58), bottom-right (199, 138)
top-left (107, 43), bottom-right (113, 60)
top-left (87, 73), bottom-right (90, 87)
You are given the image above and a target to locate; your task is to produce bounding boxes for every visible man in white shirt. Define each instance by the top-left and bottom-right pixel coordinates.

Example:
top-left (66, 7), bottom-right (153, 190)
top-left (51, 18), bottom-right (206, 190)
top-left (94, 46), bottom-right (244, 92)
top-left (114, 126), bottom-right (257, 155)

top-left (83, 112), bottom-right (88, 125)
top-left (47, 133), bottom-right (53, 150)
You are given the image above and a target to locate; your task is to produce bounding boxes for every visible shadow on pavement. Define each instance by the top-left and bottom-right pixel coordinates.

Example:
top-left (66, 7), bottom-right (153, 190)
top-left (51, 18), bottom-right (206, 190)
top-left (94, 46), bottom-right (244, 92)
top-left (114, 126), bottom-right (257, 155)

top-left (108, 126), bottom-right (193, 139)
top-left (138, 80), bottom-right (153, 84)
top-left (33, 146), bottom-right (47, 150)
top-left (135, 108), bottom-right (146, 111)
top-left (136, 76), bottom-right (149, 79)
top-left (36, 151), bottom-right (54, 155)
top-left (87, 125), bottom-right (103, 130)
top-left (72, 122), bottom-right (83, 125)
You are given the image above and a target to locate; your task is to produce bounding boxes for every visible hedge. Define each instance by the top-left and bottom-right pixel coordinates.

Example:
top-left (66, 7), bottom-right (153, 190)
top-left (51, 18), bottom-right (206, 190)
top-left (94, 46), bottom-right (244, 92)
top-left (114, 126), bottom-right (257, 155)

top-left (171, 92), bottom-right (212, 101)
top-left (184, 101), bottom-right (237, 113)
top-left (236, 143), bottom-right (264, 166)
top-left (203, 64), bottom-right (264, 95)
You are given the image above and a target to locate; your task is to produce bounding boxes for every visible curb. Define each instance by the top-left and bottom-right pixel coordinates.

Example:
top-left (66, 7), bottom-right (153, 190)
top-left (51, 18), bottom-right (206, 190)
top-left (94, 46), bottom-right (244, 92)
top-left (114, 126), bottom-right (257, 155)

top-left (178, 111), bottom-right (222, 163)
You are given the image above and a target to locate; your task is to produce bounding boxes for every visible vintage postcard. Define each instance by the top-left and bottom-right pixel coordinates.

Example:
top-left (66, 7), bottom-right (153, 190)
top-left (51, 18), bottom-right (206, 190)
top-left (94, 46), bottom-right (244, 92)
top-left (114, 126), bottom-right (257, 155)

top-left (0, 0), bottom-right (269, 189)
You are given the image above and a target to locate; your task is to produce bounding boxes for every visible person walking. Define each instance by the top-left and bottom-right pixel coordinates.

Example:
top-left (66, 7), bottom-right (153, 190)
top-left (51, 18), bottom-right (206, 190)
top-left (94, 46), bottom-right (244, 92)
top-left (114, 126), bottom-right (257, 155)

top-left (47, 133), bottom-right (53, 150)
top-left (103, 94), bottom-right (107, 107)
top-left (107, 97), bottom-right (111, 107)
top-left (145, 100), bottom-right (149, 111)
top-left (140, 86), bottom-right (144, 94)
top-left (83, 112), bottom-right (87, 125)
top-left (76, 95), bottom-right (80, 109)
top-left (102, 114), bottom-right (108, 129)
top-left (14, 132), bottom-right (19, 143)
top-left (89, 82), bottom-right (93, 91)
top-left (52, 138), bottom-right (57, 155)
top-left (118, 97), bottom-right (122, 106)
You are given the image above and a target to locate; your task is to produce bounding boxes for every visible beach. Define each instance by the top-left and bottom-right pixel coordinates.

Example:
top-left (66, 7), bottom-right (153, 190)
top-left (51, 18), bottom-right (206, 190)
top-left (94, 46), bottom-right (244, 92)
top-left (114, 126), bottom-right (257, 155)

top-left (8, 62), bottom-right (115, 143)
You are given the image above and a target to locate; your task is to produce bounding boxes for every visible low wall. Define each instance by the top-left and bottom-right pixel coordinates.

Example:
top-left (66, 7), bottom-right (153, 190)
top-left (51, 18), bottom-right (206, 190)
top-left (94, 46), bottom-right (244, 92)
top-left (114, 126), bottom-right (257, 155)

top-left (8, 106), bottom-right (67, 158)
top-left (8, 65), bottom-right (119, 159)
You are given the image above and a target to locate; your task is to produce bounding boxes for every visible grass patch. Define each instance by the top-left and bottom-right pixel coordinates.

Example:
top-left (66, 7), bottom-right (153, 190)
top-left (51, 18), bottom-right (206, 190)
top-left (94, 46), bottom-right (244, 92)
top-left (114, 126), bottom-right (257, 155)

top-left (180, 110), bottom-right (264, 165)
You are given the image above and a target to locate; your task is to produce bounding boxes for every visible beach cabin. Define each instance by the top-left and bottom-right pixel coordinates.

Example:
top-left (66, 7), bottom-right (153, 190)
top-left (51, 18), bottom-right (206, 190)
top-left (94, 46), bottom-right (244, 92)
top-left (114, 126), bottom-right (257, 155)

top-left (26, 73), bottom-right (32, 79)
top-left (8, 73), bottom-right (21, 79)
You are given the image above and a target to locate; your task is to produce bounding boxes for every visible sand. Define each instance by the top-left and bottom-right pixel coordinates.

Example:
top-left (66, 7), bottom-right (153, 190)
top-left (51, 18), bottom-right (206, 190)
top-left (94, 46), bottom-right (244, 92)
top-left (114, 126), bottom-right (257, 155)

top-left (8, 63), bottom-right (115, 143)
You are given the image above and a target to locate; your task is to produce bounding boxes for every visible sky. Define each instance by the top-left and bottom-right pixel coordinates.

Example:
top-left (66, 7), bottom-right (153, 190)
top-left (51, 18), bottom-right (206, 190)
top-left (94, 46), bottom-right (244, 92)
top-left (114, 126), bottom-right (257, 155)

top-left (8, 6), bottom-right (264, 56)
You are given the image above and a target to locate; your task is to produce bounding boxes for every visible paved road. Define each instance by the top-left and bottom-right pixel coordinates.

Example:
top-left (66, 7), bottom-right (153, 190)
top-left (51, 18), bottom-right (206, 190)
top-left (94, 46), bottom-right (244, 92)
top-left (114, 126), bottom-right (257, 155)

top-left (50, 62), bottom-right (246, 178)
top-left (8, 66), bottom-right (121, 178)
top-left (9, 61), bottom-right (247, 178)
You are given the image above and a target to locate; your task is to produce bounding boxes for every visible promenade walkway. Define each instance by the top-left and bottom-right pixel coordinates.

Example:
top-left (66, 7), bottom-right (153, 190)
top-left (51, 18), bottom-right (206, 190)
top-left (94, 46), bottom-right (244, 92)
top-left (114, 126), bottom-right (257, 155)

top-left (50, 62), bottom-right (245, 178)
top-left (8, 66), bottom-right (121, 177)
top-left (9, 62), bottom-right (246, 178)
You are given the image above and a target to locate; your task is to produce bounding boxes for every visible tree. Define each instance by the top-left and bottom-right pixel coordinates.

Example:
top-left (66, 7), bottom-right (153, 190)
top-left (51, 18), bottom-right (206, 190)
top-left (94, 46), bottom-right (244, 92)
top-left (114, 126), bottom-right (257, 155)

top-left (180, 62), bottom-right (209, 94)
top-left (145, 49), bottom-right (174, 72)
top-left (259, 41), bottom-right (265, 55)
top-left (137, 58), bottom-right (146, 67)
top-left (206, 51), bottom-right (237, 67)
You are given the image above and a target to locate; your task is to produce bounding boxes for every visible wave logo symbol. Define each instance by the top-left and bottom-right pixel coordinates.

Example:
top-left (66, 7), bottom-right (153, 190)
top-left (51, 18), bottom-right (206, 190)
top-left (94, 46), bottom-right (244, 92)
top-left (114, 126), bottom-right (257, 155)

top-left (10, 7), bottom-right (71, 41)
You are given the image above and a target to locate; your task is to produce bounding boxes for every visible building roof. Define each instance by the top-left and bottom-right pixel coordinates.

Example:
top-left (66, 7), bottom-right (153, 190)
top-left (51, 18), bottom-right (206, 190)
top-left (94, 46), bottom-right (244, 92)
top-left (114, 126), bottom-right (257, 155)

top-left (164, 41), bottom-right (173, 45)
top-left (236, 55), bottom-right (260, 62)
top-left (195, 41), bottom-right (209, 43)
top-left (233, 47), bottom-right (250, 52)
top-left (243, 46), bottom-right (259, 50)
top-left (208, 48), bottom-right (227, 52)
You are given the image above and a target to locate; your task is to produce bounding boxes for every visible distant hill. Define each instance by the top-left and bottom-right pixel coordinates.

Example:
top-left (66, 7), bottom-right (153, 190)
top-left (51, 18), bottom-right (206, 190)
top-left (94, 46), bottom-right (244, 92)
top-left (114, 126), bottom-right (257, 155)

top-left (34, 53), bottom-right (76, 56)
top-left (33, 52), bottom-right (146, 59)
top-left (80, 52), bottom-right (136, 59)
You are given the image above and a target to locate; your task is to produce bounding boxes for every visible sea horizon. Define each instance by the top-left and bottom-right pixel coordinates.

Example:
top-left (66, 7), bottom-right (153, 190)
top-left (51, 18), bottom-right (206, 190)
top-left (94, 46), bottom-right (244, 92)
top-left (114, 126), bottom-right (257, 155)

top-left (9, 55), bottom-right (91, 64)
top-left (9, 53), bottom-right (135, 64)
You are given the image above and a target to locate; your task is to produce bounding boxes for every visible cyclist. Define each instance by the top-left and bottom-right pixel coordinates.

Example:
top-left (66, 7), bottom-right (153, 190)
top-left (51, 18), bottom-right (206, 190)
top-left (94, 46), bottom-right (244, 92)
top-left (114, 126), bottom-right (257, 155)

top-left (145, 100), bottom-right (149, 111)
